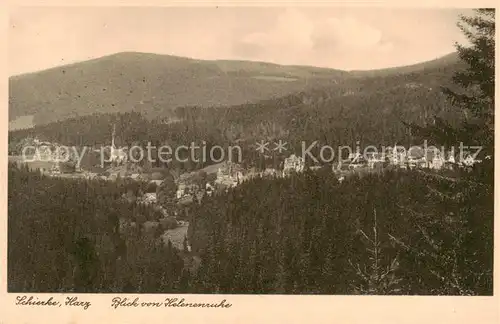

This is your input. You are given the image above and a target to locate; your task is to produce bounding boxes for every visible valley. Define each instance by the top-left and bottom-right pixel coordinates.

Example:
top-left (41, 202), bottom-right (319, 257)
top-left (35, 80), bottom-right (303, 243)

top-left (7, 7), bottom-right (495, 296)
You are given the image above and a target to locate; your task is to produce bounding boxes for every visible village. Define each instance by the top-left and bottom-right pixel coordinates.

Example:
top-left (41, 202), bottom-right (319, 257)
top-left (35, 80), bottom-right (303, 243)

top-left (10, 134), bottom-right (486, 256)
top-left (14, 136), bottom-right (487, 197)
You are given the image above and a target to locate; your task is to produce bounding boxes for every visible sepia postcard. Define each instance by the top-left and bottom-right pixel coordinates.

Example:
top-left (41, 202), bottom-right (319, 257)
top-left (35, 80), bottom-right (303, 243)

top-left (1, 1), bottom-right (499, 323)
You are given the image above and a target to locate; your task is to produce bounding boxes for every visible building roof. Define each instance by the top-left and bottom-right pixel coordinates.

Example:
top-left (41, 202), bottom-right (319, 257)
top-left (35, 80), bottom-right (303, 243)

top-left (386, 145), bottom-right (406, 153)
top-left (178, 195), bottom-right (194, 205)
top-left (129, 173), bottom-right (140, 179)
top-left (347, 152), bottom-right (366, 164)
top-left (143, 193), bottom-right (157, 199)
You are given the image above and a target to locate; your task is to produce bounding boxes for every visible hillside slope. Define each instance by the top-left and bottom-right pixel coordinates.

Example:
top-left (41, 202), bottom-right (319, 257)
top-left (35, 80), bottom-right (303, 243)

top-left (9, 52), bottom-right (346, 126)
top-left (349, 52), bottom-right (461, 77)
top-left (8, 51), bottom-right (462, 128)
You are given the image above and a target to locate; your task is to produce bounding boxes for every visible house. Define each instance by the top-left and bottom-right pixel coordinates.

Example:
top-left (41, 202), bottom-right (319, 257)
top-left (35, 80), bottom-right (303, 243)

top-left (405, 146), bottom-right (445, 170)
top-left (176, 182), bottom-right (199, 199)
top-left (460, 153), bottom-right (482, 168)
top-left (263, 168), bottom-right (281, 177)
top-left (205, 183), bottom-right (214, 196)
top-left (331, 152), bottom-right (367, 172)
top-left (407, 147), bottom-right (427, 169)
top-left (348, 152), bottom-right (361, 160)
top-left (347, 152), bottom-right (366, 170)
top-left (462, 154), bottom-right (477, 167)
top-left (178, 195), bottom-right (194, 205)
top-left (176, 181), bottom-right (204, 203)
top-left (442, 150), bottom-right (457, 170)
top-left (424, 148), bottom-right (445, 170)
top-left (176, 183), bottom-right (187, 199)
top-left (129, 173), bottom-right (141, 180)
top-left (82, 172), bottom-right (98, 180)
top-left (438, 149), bottom-right (483, 170)
top-left (50, 163), bottom-right (61, 174)
top-left (150, 179), bottom-right (164, 187)
top-left (349, 162), bottom-right (365, 170)
top-left (140, 193), bottom-right (157, 205)
top-left (447, 150), bottom-right (456, 164)
top-left (283, 154), bottom-right (305, 174)
top-left (37, 145), bottom-right (56, 162)
top-left (108, 173), bottom-right (119, 181)
top-left (366, 152), bottom-right (385, 169)
top-left (386, 145), bottom-right (407, 166)
top-left (333, 162), bottom-right (350, 172)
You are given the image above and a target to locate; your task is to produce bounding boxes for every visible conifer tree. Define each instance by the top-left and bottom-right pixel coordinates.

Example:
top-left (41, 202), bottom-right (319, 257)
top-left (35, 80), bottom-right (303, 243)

top-left (410, 9), bottom-right (495, 150)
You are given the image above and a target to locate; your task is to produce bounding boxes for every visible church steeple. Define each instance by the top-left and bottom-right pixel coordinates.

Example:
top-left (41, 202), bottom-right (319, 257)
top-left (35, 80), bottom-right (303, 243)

top-left (112, 124), bottom-right (116, 149)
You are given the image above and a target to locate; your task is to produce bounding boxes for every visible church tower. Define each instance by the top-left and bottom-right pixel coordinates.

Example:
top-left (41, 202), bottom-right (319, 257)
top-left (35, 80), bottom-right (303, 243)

top-left (111, 124), bottom-right (116, 149)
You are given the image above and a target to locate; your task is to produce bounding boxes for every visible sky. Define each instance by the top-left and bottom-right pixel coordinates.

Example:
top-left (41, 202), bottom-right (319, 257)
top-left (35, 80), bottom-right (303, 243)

top-left (8, 7), bottom-right (472, 75)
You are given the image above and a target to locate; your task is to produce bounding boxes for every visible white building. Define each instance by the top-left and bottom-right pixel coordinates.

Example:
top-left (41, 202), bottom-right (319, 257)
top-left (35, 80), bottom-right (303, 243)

top-left (139, 193), bottom-right (158, 205)
top-left (348, 152), bottom-right (366, 169)
top-left (176, 183), bottom-right (187, 199)
top-left (283, 154), bottom-right (305, 174)
top-left (461, 153), bottom-right (482, 167)
top-left (425, 148), bottom-right (445, 170)
top-left (150, 179), bottom-right (164, 187)
top-left (447, 150), bottom-right (456, 164)
top-left (387, 145), bottom-right (407, 166)
top-left (406, 146), bottom-right (445, 170)
top-left (110, 124), bottom-right (127, 165)
top-left (205, 183), bottom-right (214, 196)
top-left (128, 173), bottom-right (141, 180)
top-left (215, 161), bottom-right (244, 187)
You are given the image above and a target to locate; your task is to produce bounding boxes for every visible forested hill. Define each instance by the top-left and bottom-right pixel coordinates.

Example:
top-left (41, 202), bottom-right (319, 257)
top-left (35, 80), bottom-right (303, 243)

top-left (9, 164), bottom-right (493, 294)
top-left (349, 52), bottom-right (461, 77)
top-left (9, 51), bottom-right (462, 128)
top-left (9, 51), bottom-right (466, 161)
top-left (8, 163), bottom-right (187, 293)
top-left (187, 168), bottom-right (493, 294)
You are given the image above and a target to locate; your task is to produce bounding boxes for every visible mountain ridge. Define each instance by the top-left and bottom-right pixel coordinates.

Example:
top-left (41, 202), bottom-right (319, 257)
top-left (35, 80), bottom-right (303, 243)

top-left (10, 51), bottom-right (458, 78)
